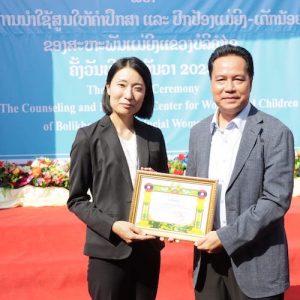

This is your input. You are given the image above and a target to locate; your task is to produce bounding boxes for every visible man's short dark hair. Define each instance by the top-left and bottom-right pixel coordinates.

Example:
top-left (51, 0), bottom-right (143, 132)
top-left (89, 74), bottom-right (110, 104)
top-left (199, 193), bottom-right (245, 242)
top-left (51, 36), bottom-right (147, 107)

top-left (102, 57), bottom-right (154, 119)
top-left (208, 44), bottom-right (254, 80)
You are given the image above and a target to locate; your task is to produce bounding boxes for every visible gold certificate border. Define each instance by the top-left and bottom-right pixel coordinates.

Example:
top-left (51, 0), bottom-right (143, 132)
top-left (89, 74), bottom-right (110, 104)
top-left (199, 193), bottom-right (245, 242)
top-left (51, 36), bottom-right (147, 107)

top-left (129, 171), bottom-right (218, 242)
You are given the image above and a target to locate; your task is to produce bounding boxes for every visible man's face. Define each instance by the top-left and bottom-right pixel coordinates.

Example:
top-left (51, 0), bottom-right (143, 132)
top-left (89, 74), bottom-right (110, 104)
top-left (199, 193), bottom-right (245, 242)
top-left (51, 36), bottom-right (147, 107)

top-left (211, 54), bottom-right (252, 120)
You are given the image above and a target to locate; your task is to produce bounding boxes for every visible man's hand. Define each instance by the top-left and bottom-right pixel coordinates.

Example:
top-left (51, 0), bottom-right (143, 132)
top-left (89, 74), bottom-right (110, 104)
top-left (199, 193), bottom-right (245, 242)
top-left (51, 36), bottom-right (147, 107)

top-left (194, 231), bottom-right (223, 253)
top-left (112, 221), bottom-right (155, 244)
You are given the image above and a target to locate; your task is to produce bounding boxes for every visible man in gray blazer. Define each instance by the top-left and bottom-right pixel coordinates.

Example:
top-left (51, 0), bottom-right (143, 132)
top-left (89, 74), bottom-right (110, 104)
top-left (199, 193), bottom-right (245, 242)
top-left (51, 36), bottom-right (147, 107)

top-left (186, 45), bottom-right (294, 299)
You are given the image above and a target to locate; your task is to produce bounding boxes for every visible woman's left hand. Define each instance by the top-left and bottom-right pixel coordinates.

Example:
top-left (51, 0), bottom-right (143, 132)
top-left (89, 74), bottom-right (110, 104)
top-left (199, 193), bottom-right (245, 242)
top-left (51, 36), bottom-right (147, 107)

top-left (112, 220), bottom-right (156, 244)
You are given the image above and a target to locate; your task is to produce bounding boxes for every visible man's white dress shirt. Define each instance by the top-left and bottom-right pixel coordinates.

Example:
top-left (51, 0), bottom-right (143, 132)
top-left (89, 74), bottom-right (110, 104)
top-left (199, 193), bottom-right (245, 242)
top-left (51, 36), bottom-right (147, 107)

top-left (209, 102), bottom-right (251, 229)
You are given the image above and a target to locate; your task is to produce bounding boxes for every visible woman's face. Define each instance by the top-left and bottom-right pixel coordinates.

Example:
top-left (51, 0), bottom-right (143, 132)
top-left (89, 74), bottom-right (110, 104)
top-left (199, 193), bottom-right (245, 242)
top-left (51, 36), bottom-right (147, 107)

top-left (106, 67), bottom-right (146, 117)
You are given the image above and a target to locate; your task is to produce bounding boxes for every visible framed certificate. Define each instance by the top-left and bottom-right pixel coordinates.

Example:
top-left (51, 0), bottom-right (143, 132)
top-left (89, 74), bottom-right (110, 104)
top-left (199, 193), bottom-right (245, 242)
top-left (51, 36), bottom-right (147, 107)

top-left (129, 171), bottom-right (218, 242)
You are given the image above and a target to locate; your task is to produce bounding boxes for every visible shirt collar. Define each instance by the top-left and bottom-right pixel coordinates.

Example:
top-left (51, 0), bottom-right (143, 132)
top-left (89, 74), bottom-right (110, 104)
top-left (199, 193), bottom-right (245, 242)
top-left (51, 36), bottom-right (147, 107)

top-left (210, 102), bottom-right (251, 134)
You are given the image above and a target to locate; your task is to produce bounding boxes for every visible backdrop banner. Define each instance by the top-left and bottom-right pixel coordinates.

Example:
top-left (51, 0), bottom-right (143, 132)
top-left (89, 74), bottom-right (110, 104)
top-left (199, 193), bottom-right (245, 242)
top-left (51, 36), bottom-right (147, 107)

top-left (0, 0), bottom-right (299, 160)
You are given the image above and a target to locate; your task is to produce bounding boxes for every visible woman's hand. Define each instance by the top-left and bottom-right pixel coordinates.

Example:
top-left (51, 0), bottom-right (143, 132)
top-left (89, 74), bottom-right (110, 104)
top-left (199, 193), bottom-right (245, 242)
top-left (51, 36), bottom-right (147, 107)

top-left (112, 220), bottom-right (156, 244)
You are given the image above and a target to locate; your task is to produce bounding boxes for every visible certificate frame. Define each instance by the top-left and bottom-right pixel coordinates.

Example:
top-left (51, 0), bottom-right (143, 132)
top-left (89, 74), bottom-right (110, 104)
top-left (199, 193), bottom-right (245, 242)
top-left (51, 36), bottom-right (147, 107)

top-left (129, 171), bottom-right (218, 242)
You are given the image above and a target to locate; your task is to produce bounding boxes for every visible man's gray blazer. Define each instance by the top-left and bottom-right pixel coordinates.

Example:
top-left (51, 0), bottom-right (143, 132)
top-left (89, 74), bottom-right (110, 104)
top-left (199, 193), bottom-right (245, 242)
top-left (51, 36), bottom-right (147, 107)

top-left (186, 104), bottom-right (295, 298)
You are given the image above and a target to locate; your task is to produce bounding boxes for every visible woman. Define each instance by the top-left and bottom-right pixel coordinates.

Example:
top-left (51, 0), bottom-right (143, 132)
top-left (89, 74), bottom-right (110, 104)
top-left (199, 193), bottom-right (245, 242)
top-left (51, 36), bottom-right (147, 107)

top-left (67, 57), bottom-right (169, 300)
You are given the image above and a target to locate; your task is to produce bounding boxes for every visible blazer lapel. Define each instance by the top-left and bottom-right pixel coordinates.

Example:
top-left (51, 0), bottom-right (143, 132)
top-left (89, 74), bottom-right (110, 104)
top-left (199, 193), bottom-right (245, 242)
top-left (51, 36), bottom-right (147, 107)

top-left (201, 123), bottom-right (213, 178)
top-left (100, 116), bottom-right (133, 188)
top-left (135, 120), bottom-right (149, 169)
top-left (227, 106), bottom-right (263, 190)
top-left (197, 118), bottom-right (213, 178)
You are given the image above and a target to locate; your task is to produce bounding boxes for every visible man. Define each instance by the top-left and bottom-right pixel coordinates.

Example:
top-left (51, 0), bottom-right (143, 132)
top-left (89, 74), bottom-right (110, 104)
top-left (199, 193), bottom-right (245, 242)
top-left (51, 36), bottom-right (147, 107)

top-left (186, 44), bottom-right (294, 299)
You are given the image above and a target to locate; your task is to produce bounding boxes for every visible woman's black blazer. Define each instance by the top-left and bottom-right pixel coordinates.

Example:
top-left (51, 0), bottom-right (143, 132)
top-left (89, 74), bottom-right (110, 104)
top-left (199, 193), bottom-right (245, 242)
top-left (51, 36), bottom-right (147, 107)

top-left (67, 115), bottom-right (169, 259)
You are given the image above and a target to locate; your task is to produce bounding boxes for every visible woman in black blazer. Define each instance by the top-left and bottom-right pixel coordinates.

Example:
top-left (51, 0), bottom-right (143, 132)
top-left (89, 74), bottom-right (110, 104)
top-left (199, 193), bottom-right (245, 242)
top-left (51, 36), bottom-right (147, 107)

top-left (67, 57), bottom-right (169, 300)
